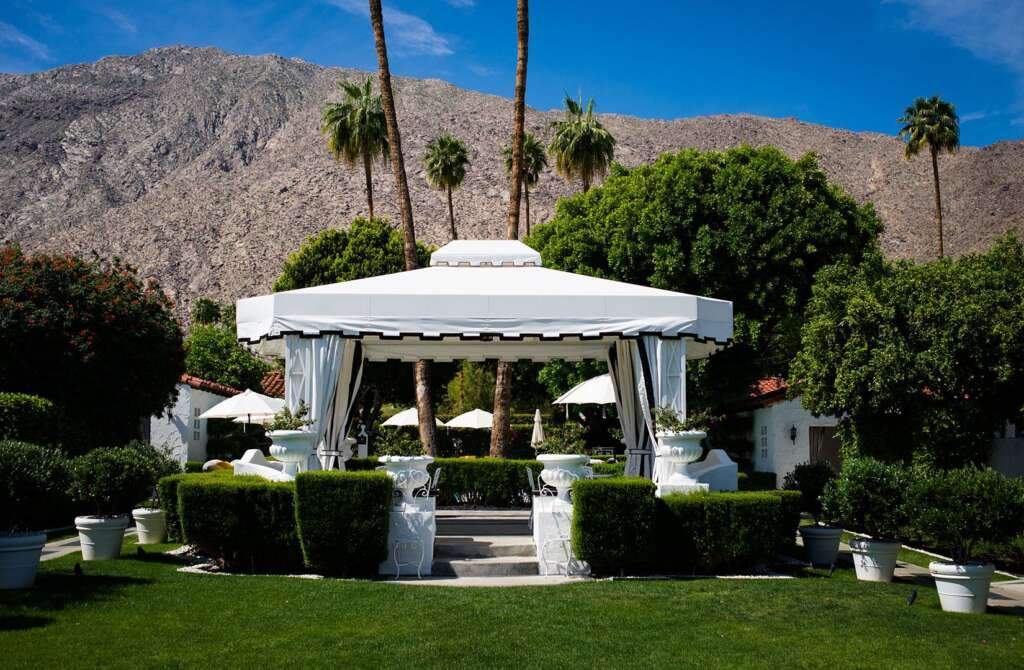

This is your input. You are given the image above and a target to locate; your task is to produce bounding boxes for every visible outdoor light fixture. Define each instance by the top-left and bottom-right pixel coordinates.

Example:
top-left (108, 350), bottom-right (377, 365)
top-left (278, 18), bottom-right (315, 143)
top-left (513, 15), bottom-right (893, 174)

top-left (789, 425), bottom-right (797, 443)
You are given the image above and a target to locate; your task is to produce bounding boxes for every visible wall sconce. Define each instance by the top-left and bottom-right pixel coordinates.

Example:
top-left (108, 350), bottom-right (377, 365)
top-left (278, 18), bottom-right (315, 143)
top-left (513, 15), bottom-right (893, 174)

top-left (789, 425), bottom-right (798, 444)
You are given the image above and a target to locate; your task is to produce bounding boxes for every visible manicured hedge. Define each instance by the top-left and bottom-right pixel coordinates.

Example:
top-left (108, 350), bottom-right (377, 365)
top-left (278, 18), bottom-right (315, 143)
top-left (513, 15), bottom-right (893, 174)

top-left (184, 461), bottom-right (205, 473)
top-left (738, 471), bottom-right (777, 491)
top-left (158, 472), bottom-right (211, 542)
top-left (591, 461), bottom-right (625, 477)
top-left (571, 478), bottom-right (801, 576)
top-left (0, 440), bottom-right (71, 532)
top-left (0, 392), bottom-right (57, 445)
top-left (178, 476), bottom-right (302, 572)
top-left (572, 478), bottom-right (658, 575)
top-left (294, 471), bottom-right (392, 576)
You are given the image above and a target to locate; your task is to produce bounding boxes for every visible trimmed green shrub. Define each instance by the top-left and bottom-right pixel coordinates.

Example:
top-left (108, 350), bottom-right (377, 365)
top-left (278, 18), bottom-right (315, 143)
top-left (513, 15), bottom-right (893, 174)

top-left (822, 457), bottom-right (910, 541)
top-left (0, 393), bottom-right (57, 446)
top-left (765, 490), bottom-right (802, 551)
top-left (659, 491), bottom-right (800, 573)
top-left (184, 461), bottom-right (205, 473)
top-left (0, 440), bottom-right (71, 532)
top-left (70, 443), bottom-right (173, 516)
top-left (158, 472), bottom-right (217, 542)
top-left (536, 422), bottom-right (587, 455)
top-left (738, 471), bottom-right (777, 491)
top-left (294, 471), bottom-right (392, 576)
top-left (178, 476), bottom-right (301, 572)
top-left (572, 478), bottom-right (658, 575)
top-left (907, 466), bottom-right (1024, 563)
top-left (783, 462), bottom-right (837, 521)
top-left (591, 461), bottom-right (625, 477)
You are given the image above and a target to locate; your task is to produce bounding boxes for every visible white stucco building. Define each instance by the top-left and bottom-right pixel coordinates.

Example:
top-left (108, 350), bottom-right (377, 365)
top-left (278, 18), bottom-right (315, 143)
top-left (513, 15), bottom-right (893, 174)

top-left (145, 375), bottom-right (241, 464)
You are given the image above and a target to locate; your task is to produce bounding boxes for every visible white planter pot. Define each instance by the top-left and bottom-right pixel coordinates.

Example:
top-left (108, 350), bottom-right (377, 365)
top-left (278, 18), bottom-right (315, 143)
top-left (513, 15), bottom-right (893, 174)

top-left (799, 525), bottom-right (842, 566)
top-left (849, 538), bottom-right (900, 582)
top-left (537, 454), bottom-right (589, 502)
top-left (132, 508), bottom-right (167, 545)
top-left (267, 430), bottom-right (317, 476)
top-left (0, 532), bottom-right (47, 589)
top-left (655, 431), bottom-right (705, 489)
top-left (930, 561), bottom-right (994, 614)
top-left (75, 515), bottom-right (129, 561)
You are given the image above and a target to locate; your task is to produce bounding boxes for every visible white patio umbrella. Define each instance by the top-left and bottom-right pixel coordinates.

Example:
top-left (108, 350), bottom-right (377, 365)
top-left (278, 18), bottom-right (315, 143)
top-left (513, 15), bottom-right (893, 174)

top-left (381, 407), bottom-right (444, 427)
top-left (445, 408), bottom-right (493, 430)
top-left (232, 414), bottom-right (275, 426)
top-left (553, 374), bottom-right (615, 406)
top-left (530, 409), bottom-right (545, 449)
top-left (199, 389), bottom-right (285, 425)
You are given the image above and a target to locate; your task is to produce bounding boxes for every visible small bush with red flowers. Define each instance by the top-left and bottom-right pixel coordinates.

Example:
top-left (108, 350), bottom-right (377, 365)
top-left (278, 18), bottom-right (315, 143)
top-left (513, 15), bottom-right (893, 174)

top-left (0, 246), bottom-right (184, 452)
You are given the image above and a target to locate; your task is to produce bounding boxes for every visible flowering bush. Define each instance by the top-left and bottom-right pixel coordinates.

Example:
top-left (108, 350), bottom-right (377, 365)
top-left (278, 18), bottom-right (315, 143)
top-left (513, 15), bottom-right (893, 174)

top-left (0, 247), bottom-right (184, 451)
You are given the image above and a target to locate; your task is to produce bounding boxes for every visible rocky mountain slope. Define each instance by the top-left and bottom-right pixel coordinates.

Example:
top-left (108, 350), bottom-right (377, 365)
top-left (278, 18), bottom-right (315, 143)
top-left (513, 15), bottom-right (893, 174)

top-left (2, 46), bottom-right (1022, 315)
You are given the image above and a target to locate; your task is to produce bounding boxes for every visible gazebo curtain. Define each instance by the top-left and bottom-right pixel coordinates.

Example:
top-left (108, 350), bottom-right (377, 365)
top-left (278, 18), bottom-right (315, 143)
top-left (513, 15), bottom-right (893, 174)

top-left (284, 335), bottom-right (364, 471)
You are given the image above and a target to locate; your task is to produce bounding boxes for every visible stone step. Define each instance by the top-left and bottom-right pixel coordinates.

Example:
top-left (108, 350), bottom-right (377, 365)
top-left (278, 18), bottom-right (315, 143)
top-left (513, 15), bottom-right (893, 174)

top-left (435, 536), bottom-right (536, 559)
top-left (432, 555), bottom-right (540, 578)
top-left (436, 510), bottom-right (532, 537)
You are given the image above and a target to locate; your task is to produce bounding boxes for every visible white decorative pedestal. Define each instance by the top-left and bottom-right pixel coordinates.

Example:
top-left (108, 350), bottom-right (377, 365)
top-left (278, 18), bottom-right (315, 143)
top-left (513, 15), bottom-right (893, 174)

top-left (537, 454), bottom-right (589, 502)
top-left (532, 496), bottom-right (588, 576)
top-left (655, 431), bottom-right (710, 498)
top-left (377, 456), bottom-right (436, 578)
top-left (267, 430), bottom-right (316, 477)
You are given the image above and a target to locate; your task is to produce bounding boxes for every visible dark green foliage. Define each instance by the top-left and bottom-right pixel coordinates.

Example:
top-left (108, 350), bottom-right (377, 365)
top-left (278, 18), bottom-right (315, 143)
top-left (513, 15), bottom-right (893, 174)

top-left (821, 457), bottom-right (911, 541)
top-left (178, 477), bottom-right (302, 572)
top-left (0, 440), bottom-right (71, 532)
top-left (0, 247), bottom-right (184, 450)
top-left (0, 392), bottom-right (57, 445)
top-left (205, 428), bottom-right (268, 462)
top-left (783, 462), bottom-right (837, 521)
top-left (591, 461), bottom-right (625, 476)
top-left (907, 466), bottom-right (1024, 563)
top-left (443, 362), bottom-right (494, 415)
top-left (737, 471), bottom-right (777, 491)
top-left (529, 146), bottom-right (881, 410)
top-left (190, 298), bottom-right (222, 325)
top-left (535, 422), bottom-right (587, 455)
top-left (184, 323), bottom-right (269, 391)
top-left (294, 471), bottom-right (392, 576)
top-left (791, 236), bottom-right (1024, 466)
top-left (70, 443), bottom-right (177, 516)
top-left (157, 472), bottom-right (208, 542)
top-left (184, 461), bottom-right (205, 473)
top-left (571, 478), bottom-right (658, 575)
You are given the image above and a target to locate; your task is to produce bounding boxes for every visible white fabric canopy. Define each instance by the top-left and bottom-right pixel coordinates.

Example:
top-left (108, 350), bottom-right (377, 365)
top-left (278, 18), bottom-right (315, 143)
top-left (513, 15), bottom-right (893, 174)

top-left (199, 390), bottom-right (284, 421)
top-left (553, 374), bottom-right (615, 405)
top-left (445, 408), bottom-right (493, 430)
top-left (382, 407), bottom-right (443, 427)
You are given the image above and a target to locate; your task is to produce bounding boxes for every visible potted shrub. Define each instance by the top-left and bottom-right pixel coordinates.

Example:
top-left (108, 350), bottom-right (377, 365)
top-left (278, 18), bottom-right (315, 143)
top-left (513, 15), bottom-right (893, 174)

top-left (266, 401), bottom-right (316, 476)
top-left (909, 467), bottom-right (1024, 614)
top-left (822, 457), bottom-right (909, 582)
top-left (70, 445), bottom-right (162, 560)
top-left (786, 461), bottom-right (842, 567)
top-left (130, 443), bottom-right (181, 545)
top-left (0, 441), bottom-right (70, 589)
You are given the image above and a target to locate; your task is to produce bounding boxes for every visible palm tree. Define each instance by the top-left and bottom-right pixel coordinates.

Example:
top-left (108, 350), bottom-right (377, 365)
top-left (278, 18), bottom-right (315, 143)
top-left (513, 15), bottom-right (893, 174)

top-left (423, 134), bottom-right (471, 241)
top-left (898, 96), bottom-right (960, 258)
top-left (369, 0), bottom-right (438, 455)
top-left (320, 77), bottom-right (389, 220)
top-left (491, 0), bottom-right (529, 458)
top-left (547, 94), bottom-right (615, 192)
top-left (502, 132), bottom-right (547, 235)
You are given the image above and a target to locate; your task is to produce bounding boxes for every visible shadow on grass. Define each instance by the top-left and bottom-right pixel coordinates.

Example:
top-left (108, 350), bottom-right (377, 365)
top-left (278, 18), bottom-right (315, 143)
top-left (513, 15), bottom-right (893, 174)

top-left (0, 615), bottom-right (54, 631)
top-left (0, 570), bottom-right (152, 623)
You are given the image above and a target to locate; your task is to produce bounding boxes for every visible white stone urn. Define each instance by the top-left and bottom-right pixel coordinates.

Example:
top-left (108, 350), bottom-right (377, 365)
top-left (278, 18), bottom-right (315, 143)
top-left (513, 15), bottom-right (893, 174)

top-left (75, 515), bottom-right (129, 561)
top-left (378, 455), bottom-right (434, 505)
top-left (930, 561), bottom-right (995, 614)
top-left (655, 431), bottom-right (706, 493)
top-left (0, 532), bottom-right (47, 589)
top-left (537, 454), bottom-right (589, 502)
top-left (849, 538), bottom-right (901, 582)
top-left (132, 508), bottom-right (167, 545)
top-left (267, 430), bottom-right (317, 476)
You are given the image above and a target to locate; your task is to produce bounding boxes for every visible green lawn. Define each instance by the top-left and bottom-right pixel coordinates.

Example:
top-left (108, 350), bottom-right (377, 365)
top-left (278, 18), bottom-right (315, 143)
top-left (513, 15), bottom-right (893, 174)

top-left (1, 541), bottom-right (1022, 670)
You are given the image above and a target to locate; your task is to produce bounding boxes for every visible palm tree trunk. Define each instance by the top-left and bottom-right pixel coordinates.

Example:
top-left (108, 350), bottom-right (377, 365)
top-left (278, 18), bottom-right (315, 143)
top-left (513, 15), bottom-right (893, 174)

top-left (931, 146), bottom-right (944, 259)
top-left (582, 175), bottom-right (590, 193)
top-left (491, 0), bottom-right (529, 458)
top-left (447, 186), bottom-right (457, 240)
top-left (362, 150), bottom-right (374, 220)
top-left (524, 183), bottom-right (530, 236)
top-left (370, 0), bottom-right (437, 454)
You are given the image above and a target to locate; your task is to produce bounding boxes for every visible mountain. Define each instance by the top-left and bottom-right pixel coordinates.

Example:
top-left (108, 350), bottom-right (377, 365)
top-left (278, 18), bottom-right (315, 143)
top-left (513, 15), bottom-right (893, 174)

top-left (2, 46), bottom-right (1022, 316)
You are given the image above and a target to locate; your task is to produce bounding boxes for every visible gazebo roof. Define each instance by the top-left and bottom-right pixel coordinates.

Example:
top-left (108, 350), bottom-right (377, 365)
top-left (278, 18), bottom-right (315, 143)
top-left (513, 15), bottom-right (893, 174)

top-left (238, 241), bottom-right (732, 361)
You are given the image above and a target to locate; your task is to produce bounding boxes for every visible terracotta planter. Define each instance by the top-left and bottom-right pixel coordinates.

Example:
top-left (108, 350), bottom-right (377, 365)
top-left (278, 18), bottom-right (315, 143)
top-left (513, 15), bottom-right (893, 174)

top-left (849, 538), bottom-right (900, 582)
top-left (132, 508), bottom-right (167, 545)
top-left (930, 561), bottom-right (994, 614)
top-left (0, 532), bottom-right (47, 589)
top-left (75, 515), bottom-right (129, 561)
top-left (799, 525), bottom-right (842, 566)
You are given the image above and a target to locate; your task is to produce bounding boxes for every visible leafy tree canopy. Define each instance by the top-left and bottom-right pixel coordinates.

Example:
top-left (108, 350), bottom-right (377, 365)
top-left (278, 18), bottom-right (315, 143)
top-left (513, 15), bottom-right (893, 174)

top-left (0, 247), bottom-right (184, 450)
top-left (790, 235), bottom-right (1024, 467)
top-left (528, 146), bottom-right (882, 408)
top-left (184, 323), bottom-right (270, 392)
top-left (443, 362), bottom-right (495, 415)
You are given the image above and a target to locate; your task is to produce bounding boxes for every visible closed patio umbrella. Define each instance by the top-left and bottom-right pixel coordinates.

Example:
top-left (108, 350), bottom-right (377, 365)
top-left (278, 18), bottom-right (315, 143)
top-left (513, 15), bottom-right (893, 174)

top-left (531, 409), bottom-right (545, 450)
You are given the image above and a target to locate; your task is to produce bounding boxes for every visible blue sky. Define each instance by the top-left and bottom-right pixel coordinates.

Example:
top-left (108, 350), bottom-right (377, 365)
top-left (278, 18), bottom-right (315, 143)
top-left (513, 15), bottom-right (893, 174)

top-left (1, 1), bottom-right (1022, 146)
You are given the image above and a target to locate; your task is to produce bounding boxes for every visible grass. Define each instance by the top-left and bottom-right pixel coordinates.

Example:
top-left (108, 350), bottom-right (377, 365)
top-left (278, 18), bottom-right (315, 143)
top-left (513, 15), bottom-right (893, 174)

top-left (1, 541), bottom-right (1022, 669)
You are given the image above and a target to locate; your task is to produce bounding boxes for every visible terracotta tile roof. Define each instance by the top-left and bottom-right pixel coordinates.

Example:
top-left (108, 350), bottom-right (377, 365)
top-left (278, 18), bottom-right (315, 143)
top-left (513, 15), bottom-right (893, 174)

top-left (180, 374), bottom-right (242, 397)
top-left (749, 377), bottom-right (788, 399)
top-left (261, 371), bottom-right (285, 398)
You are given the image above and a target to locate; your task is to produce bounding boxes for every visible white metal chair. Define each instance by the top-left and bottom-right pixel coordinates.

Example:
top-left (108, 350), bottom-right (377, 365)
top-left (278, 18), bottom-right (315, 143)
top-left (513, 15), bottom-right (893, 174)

top-left (391, 537), bottom-right (425, 579)
top-left (526, 467), bottom-right (556, 530)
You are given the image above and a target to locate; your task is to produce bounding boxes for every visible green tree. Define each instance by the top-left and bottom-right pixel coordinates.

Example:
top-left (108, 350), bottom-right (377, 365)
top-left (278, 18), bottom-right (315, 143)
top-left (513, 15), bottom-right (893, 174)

top-left (528, 146), bottom-right (882, 411)
top-left (184, 324), bottom-right (270, 392)
top-left (423, 134), bottom-right (471, 241)
top-left (898, 96), bottom-right (959, 258)
top-left (790, 235), bottom-right (1024, 467)
top-left (321, 77), bottom-right (390, 220)
top-left (503, 132), bottom-right (547, 234)
top-left (0, 247), bottom-right (183, 450)
top-left (547, 94), bottom-right (615, 192)
top-left (190, 297), bottom-right (222, 325)
top-left (444, 362), bottom-right (496, 415)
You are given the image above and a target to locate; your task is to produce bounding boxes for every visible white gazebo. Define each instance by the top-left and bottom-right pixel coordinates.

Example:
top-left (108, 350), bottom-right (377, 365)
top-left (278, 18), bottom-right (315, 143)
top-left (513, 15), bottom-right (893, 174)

top-left (237, 240), bottom-right (732, 478)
